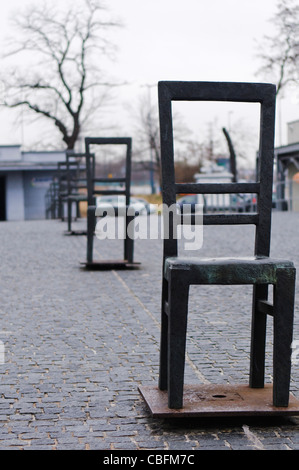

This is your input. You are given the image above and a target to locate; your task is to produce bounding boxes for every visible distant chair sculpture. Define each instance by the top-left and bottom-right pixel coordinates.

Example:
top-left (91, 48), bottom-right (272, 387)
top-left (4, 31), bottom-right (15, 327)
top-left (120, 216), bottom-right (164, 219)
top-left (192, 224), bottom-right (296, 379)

top-left (82, 137), bottom-right (139, 269)
top-left (157, 81), bottom-right (296, 411)
top-left (64, 151), bottom-right (94, 235)
top-left (45, 180), bottom-right (59, 219)
top-left (56, 161), bottom-right (69, 221)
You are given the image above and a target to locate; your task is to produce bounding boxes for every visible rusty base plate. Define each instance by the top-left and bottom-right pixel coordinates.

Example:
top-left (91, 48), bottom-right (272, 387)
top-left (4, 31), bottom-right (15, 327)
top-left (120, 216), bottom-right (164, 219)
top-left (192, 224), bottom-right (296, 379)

top-left (64, 230), bottom-right (87, 236)
top-left (138, 384), bottom-right (299, 418)
top-left (80, 260), bottom-right (141, 270)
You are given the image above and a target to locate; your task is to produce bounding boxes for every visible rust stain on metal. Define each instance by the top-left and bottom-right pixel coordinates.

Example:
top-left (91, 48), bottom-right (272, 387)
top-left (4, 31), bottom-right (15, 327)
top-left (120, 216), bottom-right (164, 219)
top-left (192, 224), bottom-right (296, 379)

top-left (138, 384), bottom-right (299, 418)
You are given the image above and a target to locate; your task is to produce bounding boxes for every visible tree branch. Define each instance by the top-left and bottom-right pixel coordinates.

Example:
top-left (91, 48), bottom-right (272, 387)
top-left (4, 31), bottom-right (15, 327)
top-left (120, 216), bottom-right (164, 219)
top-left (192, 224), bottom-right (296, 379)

top-left (1, 0), bottom-right (122, 149)
top-left (5, 99), bottom-right (70, 143)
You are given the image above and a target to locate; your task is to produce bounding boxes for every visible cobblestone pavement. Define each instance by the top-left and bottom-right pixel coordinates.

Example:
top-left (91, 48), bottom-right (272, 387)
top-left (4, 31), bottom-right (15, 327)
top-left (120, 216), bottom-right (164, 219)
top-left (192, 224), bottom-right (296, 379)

top-left (0, 211), bottom-right (298, 450)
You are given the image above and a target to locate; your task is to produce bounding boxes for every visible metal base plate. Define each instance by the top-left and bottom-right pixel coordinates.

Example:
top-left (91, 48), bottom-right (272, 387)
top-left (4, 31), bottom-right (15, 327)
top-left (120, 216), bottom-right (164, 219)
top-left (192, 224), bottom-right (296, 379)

top-left (64, 231), bottom-right (87, 236)
top-left (80, 260), bottom-right (141, 270)
top-left (138, 384), bottom-right (299, 418)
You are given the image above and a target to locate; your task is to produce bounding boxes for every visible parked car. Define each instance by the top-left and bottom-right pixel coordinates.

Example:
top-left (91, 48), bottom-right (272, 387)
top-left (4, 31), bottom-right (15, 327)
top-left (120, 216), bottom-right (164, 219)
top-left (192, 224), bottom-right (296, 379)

top-left (177, 193), bottom-right (257, 213)
top-left (177, 193), bottom-right (234, 213)
top-left (176, 195), bottom-right (204, 213)
top-left (234, 194), bottom-right (257, 212)
top-left (96, 195), bottom-right (155, 216)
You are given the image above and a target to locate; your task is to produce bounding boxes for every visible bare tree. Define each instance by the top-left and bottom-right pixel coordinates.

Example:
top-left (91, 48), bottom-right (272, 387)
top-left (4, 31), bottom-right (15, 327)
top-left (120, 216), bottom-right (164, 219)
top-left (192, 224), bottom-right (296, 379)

top-left (256, 0), bottom-right (299, 96)
top-left (131, 89), bottom-right (197, 191)
top-left (0, 0), bottom-right (122, 149)
top-left (129, 89), bottom-right (161, 192)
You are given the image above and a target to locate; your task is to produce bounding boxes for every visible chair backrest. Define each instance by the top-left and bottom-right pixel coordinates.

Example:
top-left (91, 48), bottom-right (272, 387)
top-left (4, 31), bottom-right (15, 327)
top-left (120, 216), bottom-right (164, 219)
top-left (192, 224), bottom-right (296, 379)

top-left (65, 151), bottom-right (91, 192)
top-left (158, 81), bottom-right (276, 259)
top-left (85, 137), bottom-right (132, 208)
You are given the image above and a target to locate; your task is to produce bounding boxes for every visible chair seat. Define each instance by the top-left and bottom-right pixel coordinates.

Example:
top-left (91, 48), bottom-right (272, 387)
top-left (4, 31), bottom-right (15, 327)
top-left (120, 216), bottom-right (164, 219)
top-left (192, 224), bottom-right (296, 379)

top-left (164, 256), bottom-right (295, 285)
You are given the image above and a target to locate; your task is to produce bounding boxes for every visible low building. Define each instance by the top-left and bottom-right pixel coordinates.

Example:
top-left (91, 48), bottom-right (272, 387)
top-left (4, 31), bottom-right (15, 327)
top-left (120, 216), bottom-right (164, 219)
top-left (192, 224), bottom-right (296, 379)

top-left (274, 120), bottom-right (299, 212)
top-left (0, 145), bottom-right (66, 221)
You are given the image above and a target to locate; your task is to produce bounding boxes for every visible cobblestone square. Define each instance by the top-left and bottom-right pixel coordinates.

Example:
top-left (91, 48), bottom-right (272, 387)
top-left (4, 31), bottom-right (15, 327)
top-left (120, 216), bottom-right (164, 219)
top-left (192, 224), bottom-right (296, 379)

top-left (0, 212), bottom-right (298, 450)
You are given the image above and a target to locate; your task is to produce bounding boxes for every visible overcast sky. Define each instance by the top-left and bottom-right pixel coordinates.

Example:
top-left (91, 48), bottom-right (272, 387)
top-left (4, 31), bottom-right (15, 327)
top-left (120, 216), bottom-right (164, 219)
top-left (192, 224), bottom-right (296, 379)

top-left (0, 0), bottom-right (298, 166)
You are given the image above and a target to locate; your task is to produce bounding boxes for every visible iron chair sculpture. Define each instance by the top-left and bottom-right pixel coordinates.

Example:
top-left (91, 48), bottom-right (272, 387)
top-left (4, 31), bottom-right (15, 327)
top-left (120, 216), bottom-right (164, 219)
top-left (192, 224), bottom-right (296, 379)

top-left (56, 160), bottom-right (81, 221)
top-left (59, 159), bottom-right (80, 227)
top-left (64, 151), bottom-right (95, 235)
top-left (56, 161), bottom-right (70, 220)
top-left (82, 137), bottom-right (139, 269)
top-left (157, 81), bottom-right (296, 412)
top-left (45, 180), bottom-right (59, 219)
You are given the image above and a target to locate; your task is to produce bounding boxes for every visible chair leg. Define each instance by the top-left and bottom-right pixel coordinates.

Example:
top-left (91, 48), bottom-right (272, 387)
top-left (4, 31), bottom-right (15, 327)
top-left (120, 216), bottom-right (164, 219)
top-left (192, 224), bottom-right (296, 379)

top-left (76, 200), bottom-right (80, 218)
top-left (159, 278), bottom-right (168, 391)
top-left (167, 276), bottom-right (189, 409)
top-left (67, 199), bottom-right (72, 232)
top-left (249, 284), bottom-right (268, 388)
top-left (273, 268), bottom-right (296, 407)
top-left (124, 214), bottom-right (134, 264)
top-left (58, 198), bottom-right (63, 220)
top-left (87, 205), bottom-right (96, 263)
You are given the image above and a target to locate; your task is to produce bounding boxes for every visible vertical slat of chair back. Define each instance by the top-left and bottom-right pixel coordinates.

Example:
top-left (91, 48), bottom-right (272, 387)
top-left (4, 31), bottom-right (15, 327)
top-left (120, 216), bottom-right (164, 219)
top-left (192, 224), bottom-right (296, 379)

top-left (255, 89), bottom-right (276, 257)
top-left (85, 141), bottom-right (96, 206)
top-left (158, 81), bottom-right (276, 260)
top-left (65, 151), bottom-right (91, 196)
top-left (65, 156), bottom-right (79, 194)
top-left (158, 83), bottom-right (178, 259)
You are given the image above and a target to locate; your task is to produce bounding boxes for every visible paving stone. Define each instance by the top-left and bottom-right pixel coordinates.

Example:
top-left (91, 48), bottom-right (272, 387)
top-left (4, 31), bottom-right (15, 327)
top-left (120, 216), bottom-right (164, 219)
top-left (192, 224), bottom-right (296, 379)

top-left (0, 214), bottom-right (298, 450)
